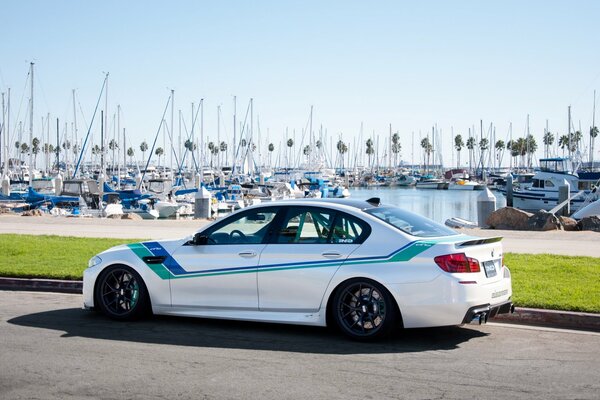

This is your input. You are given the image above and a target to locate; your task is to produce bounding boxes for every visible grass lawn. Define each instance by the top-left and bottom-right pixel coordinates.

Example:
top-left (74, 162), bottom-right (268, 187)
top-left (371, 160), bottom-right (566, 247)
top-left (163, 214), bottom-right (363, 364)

top-left (1, 234), bottom-right (598, 313)
top-left (0, 234), bottom-right (146, 280)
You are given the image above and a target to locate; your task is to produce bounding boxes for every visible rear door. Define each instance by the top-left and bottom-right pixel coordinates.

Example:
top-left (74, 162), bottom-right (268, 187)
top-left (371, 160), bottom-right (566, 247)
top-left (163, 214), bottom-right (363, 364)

top-left (257, 207), bottom-right (369, 312)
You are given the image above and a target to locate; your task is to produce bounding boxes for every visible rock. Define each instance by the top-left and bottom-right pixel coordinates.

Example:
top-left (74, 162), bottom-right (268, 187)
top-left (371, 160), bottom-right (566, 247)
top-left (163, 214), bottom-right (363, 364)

top-left (21, 209), bottom-right (43, 217)
top-left (121, 213), bottom-right (143, 220)
top-left (577, 215), bottom-right (600, 232)
top-left (558, 216), bottom-right (579, 231)
top-left (107, 213), bottom-right (123, 219)
top-left (528, 210), bottom-right (562, 231)
top-left (486, 207), bottom-right (532, 230)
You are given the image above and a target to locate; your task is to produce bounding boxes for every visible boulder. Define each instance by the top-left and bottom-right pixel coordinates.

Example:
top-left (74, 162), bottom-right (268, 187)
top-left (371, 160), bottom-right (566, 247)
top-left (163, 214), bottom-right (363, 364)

top-left (528, 210), bottom-right (561, 231)
top-left (21, 209), bottom-right (43, 217)
top-left (558, 216), bottom-right (579, 231)
top-left (486, 207), bottom-right (532, 230)
top-left (121, 213), bottom-right (143, 220)
top-left (577, 215), bottom-right (600, 232)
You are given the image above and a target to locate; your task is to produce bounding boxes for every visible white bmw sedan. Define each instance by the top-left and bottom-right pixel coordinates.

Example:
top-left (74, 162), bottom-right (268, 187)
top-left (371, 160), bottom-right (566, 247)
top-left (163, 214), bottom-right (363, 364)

top-left (83, 198), bottom-right (513, 340)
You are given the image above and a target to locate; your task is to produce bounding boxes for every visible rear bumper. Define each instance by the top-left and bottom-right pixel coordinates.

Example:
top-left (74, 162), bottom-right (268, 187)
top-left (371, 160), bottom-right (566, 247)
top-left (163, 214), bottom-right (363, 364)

top-left (462, 300), bottom-right (515, 324)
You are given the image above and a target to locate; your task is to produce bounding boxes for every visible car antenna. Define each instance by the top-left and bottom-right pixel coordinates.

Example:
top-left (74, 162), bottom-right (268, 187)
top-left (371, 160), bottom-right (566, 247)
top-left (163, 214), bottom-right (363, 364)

top-left (366, 197), bottom-right (381, 206)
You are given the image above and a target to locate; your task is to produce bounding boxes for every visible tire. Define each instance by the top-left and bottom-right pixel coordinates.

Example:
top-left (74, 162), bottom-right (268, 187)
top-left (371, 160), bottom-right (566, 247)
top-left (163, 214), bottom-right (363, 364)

top-left (95, 265), bottom-right (150, 321)
top-left (331, 278), bottom-right (399, 341)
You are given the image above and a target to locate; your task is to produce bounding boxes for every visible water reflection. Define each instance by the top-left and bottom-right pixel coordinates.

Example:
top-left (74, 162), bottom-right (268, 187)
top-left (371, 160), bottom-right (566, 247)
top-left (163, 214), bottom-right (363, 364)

top-left (349, 187), bottom-right (506, 224)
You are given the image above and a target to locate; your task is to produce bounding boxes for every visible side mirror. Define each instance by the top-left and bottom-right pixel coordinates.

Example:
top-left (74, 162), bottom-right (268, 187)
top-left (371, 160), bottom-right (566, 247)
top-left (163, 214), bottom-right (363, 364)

top-left (193, 233), bottom-right (209, 245)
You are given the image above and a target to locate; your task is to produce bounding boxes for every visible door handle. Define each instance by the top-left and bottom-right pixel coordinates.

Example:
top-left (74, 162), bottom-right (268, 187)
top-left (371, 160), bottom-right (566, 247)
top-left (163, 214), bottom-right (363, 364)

top-left (322, 252), bottom-right (342, 258)
top-left (238, 251), bottom-right (257, 258)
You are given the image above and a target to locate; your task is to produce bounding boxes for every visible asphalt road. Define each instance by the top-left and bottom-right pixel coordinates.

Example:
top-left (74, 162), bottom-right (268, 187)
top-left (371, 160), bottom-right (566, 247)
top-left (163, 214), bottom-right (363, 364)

top-left (1, 291), bottom-right (599, 400)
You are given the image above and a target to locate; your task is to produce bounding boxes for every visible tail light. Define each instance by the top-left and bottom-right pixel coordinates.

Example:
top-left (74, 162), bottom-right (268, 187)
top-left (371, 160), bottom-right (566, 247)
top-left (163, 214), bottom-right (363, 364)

top-left (434, 253), bottom-right (480, 273)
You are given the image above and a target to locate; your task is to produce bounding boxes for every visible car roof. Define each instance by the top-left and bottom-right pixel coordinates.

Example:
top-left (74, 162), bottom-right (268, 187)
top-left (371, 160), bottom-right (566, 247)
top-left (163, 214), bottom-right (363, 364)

top-left (250, 197), bottom-right (382, 212)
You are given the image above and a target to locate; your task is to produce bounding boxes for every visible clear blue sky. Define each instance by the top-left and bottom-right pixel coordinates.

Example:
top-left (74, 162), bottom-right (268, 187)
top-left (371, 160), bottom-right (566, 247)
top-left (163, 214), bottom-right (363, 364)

top-left (2, 0), bottom-right (600, 167)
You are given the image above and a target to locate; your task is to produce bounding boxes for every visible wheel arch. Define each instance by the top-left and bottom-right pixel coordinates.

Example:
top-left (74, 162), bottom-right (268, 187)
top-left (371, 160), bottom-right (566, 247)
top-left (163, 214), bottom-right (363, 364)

top-left (324, 276), bottom-right (403, 330)
top-left (93, 262), bottom-right (153, 313)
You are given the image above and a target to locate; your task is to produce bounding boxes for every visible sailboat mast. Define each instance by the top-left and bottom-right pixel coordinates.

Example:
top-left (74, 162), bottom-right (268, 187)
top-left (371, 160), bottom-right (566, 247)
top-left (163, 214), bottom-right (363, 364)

top-left (29, 62), bottom-right (34, 175)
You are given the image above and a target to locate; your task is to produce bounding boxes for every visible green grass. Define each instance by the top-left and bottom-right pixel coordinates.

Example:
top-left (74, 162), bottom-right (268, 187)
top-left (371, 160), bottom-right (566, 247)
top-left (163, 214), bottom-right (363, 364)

top-left (505, 253), bottom-right (600, 313)
top-left (0, 234), bottom-right (146, 280)
top-left (1, 234), bottom-right (598, 313)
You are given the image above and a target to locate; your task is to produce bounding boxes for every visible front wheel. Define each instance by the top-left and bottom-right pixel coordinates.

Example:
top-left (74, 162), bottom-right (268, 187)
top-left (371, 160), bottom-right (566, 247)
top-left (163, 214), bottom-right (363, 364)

top-left (95, 265), bottom-right (150, 320)
top-left (332, 279), bottom-right (399, 341)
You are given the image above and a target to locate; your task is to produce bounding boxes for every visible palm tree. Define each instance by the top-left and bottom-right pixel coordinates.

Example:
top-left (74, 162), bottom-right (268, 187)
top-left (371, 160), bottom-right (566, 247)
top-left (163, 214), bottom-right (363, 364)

top-left (337, 140), bottom-right (348, 170)
top-left (558, 135), bottom-right (570, 157)
top-left (268, 143), bottom-right (275, 166)
top-left (495, 140), bottom-right (505, 168)
top-left (303, 145), bottom-right (311, 161)
top-left (127, 147), bottom-right (135, 165)
top-left (478, 137), bottom-right (489, 171)
top-left (525, 134), bottom-right (537, 168)
top-left (454, 134), bottom-right (464, 168)
top-left (155, 147), bottom-right (164, 166)
top-left (139, 141), bottom-right (148, 162)
top-left (543, 131), bottom-right (555, 158)
top-left (420, 137), bottom-right (432, 173)
top-left (466, 137), bottom-right (476, 172)
top-left (31, 138), bottom-right (40, 168)
top-left (219, 141), bottom-right (228, 166)
top-left (108, 139), bottom-right (119, 166)
top-left (391, 133), bottom-right (401, 167)
top-left (590, 126), bottom-right (599, 167)
top-left (286, 138), bottom-right (294, 168)
top-left (365, 138), bottom-right (375, 169)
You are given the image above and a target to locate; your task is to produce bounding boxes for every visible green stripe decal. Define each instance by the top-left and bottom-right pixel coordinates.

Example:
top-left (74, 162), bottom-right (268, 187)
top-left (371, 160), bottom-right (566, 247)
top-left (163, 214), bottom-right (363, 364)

top-left (127, 243), bottom-right (172, 279)
top-left (129, 237), bottom-right (463, 280)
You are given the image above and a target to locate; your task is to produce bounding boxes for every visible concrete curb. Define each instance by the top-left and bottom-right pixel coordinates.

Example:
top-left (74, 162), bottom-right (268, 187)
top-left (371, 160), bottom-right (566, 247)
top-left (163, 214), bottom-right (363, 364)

top-left (1, 277), bottom-right (598, 332)
top-left (0, 277), bottom-right (82, 294)
top-left (494, 307), bottom-right (600, 332)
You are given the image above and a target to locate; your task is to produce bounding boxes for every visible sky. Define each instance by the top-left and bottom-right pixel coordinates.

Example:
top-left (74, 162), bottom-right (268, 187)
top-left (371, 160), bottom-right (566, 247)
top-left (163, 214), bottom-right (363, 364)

top-left (1, 0), bottom-right (600, 168)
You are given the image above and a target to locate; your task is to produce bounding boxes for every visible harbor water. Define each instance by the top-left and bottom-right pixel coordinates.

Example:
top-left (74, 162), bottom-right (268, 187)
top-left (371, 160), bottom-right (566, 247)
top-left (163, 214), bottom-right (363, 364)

top-left (348, 187), bottom-right (507, 224)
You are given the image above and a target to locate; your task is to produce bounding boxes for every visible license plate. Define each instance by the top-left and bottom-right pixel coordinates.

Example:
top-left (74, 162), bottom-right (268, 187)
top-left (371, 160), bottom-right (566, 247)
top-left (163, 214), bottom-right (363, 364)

top-left (483, 260), bottom-right (497, 278)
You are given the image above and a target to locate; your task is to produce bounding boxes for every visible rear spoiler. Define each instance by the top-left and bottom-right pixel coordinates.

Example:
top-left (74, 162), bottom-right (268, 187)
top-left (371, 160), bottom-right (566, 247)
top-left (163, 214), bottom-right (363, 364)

top-left (456, 237), bottom-right (502, 248)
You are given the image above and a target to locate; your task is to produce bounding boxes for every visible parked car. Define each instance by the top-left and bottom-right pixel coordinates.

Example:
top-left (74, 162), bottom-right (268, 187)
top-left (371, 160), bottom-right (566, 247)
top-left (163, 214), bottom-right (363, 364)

top-left (83, 198), bottom-right (513, 340)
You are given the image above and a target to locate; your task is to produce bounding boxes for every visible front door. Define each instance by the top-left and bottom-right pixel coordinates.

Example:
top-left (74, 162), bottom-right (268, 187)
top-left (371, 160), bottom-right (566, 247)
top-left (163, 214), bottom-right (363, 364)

top-left (170, 207), bottom-right (279, 310)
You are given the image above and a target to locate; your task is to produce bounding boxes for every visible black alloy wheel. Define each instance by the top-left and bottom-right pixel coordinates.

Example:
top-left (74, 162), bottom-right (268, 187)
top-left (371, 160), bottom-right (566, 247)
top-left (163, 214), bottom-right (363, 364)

top-left (332, 279), bottom-right (399, 341)
top-left (96, 265), bottom-right (150, 320)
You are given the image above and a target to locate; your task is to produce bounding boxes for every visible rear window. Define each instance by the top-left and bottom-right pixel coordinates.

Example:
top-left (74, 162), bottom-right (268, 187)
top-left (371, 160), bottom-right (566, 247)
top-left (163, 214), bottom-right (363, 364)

top-left (365, 206), bottom-right (458, 238)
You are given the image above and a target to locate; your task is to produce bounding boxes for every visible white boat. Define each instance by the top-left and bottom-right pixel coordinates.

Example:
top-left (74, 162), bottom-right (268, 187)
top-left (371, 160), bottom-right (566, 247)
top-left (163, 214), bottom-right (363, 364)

top-left (416, 178), bottom-right (445, 189)
top-left (505, 158), bottom-right (598, 212)
top-left (448, 179), bottom-right (485, 191)
top-left (571, 195), bottom-right (600, 219)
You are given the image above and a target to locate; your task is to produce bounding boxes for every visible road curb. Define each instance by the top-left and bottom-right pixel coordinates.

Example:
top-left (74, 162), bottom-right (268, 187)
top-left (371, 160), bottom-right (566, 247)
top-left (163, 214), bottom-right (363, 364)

top-left (1, 277), bottom-right (598, 332)
top-left (494, 307), bottom-right (600, 332)
top-left (0, 277), bottom-right (82, 294)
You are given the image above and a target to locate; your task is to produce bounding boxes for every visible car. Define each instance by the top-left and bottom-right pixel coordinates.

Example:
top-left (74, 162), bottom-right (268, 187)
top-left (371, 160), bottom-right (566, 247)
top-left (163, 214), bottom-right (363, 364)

top-left (83, 197), bottom-right (513, 340)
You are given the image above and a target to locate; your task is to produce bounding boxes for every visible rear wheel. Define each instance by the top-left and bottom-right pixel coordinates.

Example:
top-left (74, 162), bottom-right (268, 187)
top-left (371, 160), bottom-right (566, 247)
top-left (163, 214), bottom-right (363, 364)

top-left (95, 265), bottom-right (150, 320)
top-left (332, 278), bottom-right (399, 341)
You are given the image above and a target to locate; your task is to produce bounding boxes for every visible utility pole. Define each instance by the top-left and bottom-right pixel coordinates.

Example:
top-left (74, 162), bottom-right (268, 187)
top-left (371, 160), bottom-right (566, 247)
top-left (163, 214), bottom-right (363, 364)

top-left (29, 63), bottom-right (34, 176)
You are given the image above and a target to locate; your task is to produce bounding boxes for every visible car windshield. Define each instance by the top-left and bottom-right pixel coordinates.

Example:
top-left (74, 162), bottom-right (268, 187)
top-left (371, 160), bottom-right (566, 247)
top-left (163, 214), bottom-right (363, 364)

top-left (365, 206), bottom-right (458, 237)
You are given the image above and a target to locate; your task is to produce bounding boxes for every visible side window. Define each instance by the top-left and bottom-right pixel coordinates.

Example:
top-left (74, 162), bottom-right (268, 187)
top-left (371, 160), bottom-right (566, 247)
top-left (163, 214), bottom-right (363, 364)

top-left (276, 208), bottom-right (335, 244)
top-left (206, 208), bottom-right (278, 244)
top-left (331, 213), bottom-right (369, 244)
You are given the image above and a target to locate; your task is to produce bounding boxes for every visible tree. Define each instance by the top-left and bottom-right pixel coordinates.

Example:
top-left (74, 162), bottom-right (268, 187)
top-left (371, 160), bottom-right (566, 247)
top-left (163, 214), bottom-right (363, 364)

top-left (420, 137), bottom-right (432, 172)
top-left (365, 138), bottom-right (375, 169)
top-left (31, 137), bottom-right (40, 168)
top-left (286, 138), bottom-right (294, 168)
top-left (495, 140), bottom-right (505, 168)
top-left (139, 141), bottom-right (148, 162)
top-left (127, 147), bottom-right (135, 165)
top-left (478, 137), bottom-right (489, 170)
top-left (543, 131), bottom-right (555, 159)
top-left (220, 141), bottom-right (228, 166)
top-left (391, 133), bottom-right (401, 167)
top-left (558, 135), bottom-right (569, 157)
top-left (268, 142), bottom-right (275, 165)
top-left (303, 145), bottom-right (311, 160)
top-left (337, 140), bottom-right (348, 169)
top-left (454, 134), bottom-right (464, 168)
top-left (155, 147), bottom-right (164, 166)
top-left (466, 137), bottom-right (476, 172)
top-left (525, 134), bottom-right (537, 168)
top-left (590, 126), bottom-right (599, 167)
top-left (108, 139), bottom-right (119, 165)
